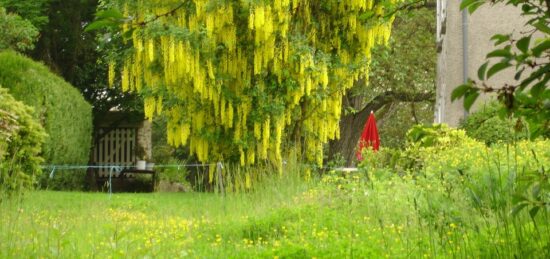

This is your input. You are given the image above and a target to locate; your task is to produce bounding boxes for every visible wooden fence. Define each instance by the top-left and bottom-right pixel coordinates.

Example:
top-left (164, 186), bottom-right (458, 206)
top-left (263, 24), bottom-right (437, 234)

top-left (93, 128), bottom-right (137, 177)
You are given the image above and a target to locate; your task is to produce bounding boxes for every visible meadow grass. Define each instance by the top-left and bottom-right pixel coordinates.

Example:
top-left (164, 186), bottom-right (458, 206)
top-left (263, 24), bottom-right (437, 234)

top-left (1, 142), bottom-right (549, 258)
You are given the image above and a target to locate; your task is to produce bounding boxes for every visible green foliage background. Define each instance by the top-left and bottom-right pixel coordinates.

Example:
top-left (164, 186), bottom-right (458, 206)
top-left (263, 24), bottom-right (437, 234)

top-left (0, 7), bottom-right (38, 52)
top-left (0, 0), bottom-right (49, 29)
top-left (0, 51), bottom-right (92, 166)
top-left (454, 0), bottom-right (550, 138)
top-left (0, 87), bottom-right (46, 198)
top-left (460, 102), bottom-right (527, 145)
top-left (366, 7), bottom-right (436, 148)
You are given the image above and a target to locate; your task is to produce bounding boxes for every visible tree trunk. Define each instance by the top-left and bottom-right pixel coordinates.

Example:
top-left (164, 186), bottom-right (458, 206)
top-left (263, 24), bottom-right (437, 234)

top-left (327, 90), bottom-right (434, 166)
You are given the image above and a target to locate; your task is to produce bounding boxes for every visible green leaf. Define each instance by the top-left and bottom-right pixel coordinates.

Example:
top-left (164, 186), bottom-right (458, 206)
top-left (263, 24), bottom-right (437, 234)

top-left (529, 206), bottom-right (540, 219)
top-left (515, 91), bottom-right (534, 105)
top-left (84, 20), bottom-right (116, 32)
top-left (516, 36), bottom-right (531, 53)
top-left (407, 127), bottom-right (425, 142)
top-left (460, 0), bottom-right (477, 10)
top-left (464, 91), bottom-right (480, 111)
top-left (530, 77), bottom-right (549, 97)
top-left (514, 67), bottom-right (525, 80)
top-left (511, 203), bottom-right (528, 217)
top-left (497, 106), bottom-right (508, 119)
top-left (532, 39), bottom-right (550, 57)
top-left (460, 0), bottom-right (484, 13)
top-left (96, 9), bottom-right (124, 20)
top-left (486, 48), bottom-right (512, 58)
top-left (468, 2), bottom-right (485, 14)
top-left (122, 28), bottom-right (136, 40)
top-left (451, 84), bottom-right (470, 101)
top-left (534, 21), bottom-right (550, 34)
top-left (487, 62), bottom-right (512, 79)
top-left (478, 61), bottom-right (488, 80)
top-left (358, 11), bottom-right (375, 21)
top-left (490, 34), bottom-right (510, 45)
top-left (85, 9), bottom-right (125, 32)
top-left (521, 64), bottom-right (550, 89)
top-left (521, 4), bottom-right (532, 13)
top-left (512, 194), bottom-right (528, 204)
top-left (532, 183), bottom-right (541, 199)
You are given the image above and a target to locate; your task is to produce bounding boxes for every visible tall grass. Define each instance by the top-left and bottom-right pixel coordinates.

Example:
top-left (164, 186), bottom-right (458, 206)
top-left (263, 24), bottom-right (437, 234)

top-left (1, 140), bottom-right (549, 258)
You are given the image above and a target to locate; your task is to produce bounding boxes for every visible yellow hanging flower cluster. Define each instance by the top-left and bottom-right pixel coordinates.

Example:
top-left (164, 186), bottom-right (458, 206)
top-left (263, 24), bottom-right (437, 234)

top-left (108, 61), bottom-right (115, 87)
top-left (110, 0), bottom-right (400, 167)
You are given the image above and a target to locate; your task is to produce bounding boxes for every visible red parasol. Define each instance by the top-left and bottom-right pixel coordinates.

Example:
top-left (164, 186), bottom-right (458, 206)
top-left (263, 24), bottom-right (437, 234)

top-left (356, 111), bottom-right (380, 160)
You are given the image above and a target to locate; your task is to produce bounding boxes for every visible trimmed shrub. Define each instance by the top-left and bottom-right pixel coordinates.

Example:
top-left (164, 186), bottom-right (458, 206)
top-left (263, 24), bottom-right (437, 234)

top-left (0, 51), bottom-right (92, 190)
top-left (0, 87), bottom-right (46, 198)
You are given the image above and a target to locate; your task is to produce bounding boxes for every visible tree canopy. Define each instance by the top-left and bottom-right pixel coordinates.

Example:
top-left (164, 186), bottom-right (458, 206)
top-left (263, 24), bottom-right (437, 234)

top-left (98, 0), bottom-right (403, 168)
top-left (0, 7), bottom-right (38, 52)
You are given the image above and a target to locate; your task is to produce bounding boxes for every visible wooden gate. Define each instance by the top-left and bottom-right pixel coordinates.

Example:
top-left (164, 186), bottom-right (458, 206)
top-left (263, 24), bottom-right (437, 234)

top-left (93, 128), bottom-right (137, 177)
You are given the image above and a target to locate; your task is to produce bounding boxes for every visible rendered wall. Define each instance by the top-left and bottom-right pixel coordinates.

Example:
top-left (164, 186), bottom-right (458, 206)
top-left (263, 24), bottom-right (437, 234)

top-left (435, 1), bottom-right (526, 126)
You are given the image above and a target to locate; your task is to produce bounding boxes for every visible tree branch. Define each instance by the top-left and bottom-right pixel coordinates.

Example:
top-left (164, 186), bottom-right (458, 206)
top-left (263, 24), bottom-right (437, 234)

top-left (357, 90), bottom-right (434, 119)
top-left (328, 90), bottom-right (434, 165)
top-left (351, 90), bottom-right (433, 140)
top-left (135, 2), bottom-right (186, 26)
top-left (385, 0), bottom-right (436, 18)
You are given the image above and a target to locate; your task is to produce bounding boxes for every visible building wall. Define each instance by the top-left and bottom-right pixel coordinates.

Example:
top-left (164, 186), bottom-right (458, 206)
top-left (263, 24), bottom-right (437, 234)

top-left (435, 1), bottom-right (526, 126)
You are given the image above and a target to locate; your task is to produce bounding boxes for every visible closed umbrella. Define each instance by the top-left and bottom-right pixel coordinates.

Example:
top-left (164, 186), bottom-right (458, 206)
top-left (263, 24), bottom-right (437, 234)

top-left (356, 111), bottom-right (380, 161)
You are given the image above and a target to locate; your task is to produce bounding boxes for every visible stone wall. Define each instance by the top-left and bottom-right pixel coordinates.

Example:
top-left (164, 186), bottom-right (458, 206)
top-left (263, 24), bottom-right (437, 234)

top-left (137, 120), bottom-right (152, 160)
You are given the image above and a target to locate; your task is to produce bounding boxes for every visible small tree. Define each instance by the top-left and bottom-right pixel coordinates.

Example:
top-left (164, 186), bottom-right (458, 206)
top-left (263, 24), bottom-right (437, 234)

top-left (453, 0), bottom-right (550, 138)
top-left (91, 0), bottom-right (407, 168)
top-left (0, 7), bottom-right (38, 52)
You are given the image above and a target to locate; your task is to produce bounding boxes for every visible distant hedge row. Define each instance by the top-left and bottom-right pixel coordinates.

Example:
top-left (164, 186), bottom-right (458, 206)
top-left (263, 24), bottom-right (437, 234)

top-left (0, 51), bottom-right (92, 166)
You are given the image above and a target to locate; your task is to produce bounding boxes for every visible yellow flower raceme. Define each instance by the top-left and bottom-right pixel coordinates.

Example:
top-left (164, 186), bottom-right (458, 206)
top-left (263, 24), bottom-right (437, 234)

top-left (110, 0), bottom-right (401, 166)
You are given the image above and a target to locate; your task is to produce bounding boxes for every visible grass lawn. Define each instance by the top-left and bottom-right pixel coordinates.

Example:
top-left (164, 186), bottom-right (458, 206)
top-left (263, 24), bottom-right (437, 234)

top-left (2, 163), bottom-right (549, 258)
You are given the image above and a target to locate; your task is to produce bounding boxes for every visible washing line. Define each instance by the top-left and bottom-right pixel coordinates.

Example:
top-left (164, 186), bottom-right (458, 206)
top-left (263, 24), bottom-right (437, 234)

top-left (40, 164), bottom-right (211, 170)
top-left (40, 163), bottom-right (213, 198)
top-left (40, 163), bottom-right (356, 176)
top-left (39, 162), bottom-right (357, 197)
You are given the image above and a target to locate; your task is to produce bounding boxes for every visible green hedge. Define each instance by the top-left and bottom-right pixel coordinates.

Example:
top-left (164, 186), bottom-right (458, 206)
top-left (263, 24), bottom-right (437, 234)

top-left (0, 51), bottom-right (92, 166)
top-left (0, 87), bottom-right (46, 198)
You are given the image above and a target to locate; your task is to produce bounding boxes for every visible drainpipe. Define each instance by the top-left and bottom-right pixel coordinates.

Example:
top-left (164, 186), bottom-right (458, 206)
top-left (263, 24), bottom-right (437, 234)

top-left (462, 8), bottom-right (469, 119)
top-left (435, 0), bottom-right (444, 124)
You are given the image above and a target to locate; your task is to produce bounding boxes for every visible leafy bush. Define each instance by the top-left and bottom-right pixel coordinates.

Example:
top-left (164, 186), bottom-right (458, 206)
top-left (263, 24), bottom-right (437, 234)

top-left (0, 51), bottom-right (93, 190)
top-left (356, 121), bottom-right (550, 255)
top-left (360, 124), bottom-right (479, 174)
top-left (0, 87), bottom-right (46, 198)
top-left (460, 102), bottom-right (526, 145)
top-left (422, 139), bottom-right (550, 212)
top-left (157, 159), bottom-right (189, 184)
top-left (406, 123), bottom-right (472, 149)
top-left (361, 123), bottom-right (549, 217)
top-left (0, 7), bottom-right (38, 52)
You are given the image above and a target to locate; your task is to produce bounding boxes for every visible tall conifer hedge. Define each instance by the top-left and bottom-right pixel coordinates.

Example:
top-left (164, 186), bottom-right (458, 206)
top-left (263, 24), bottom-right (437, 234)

top-left (0, 51), bottom-right (92, 166)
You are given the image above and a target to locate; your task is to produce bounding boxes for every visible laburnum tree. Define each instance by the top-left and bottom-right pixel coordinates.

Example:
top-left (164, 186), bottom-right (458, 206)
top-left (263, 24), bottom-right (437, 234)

top-left (97, 0), bottom-right (403, 168)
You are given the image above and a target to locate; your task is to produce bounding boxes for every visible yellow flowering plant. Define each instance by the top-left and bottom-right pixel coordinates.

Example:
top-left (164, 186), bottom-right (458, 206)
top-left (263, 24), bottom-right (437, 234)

top-left (90, 0), bottom-right (404, 168)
